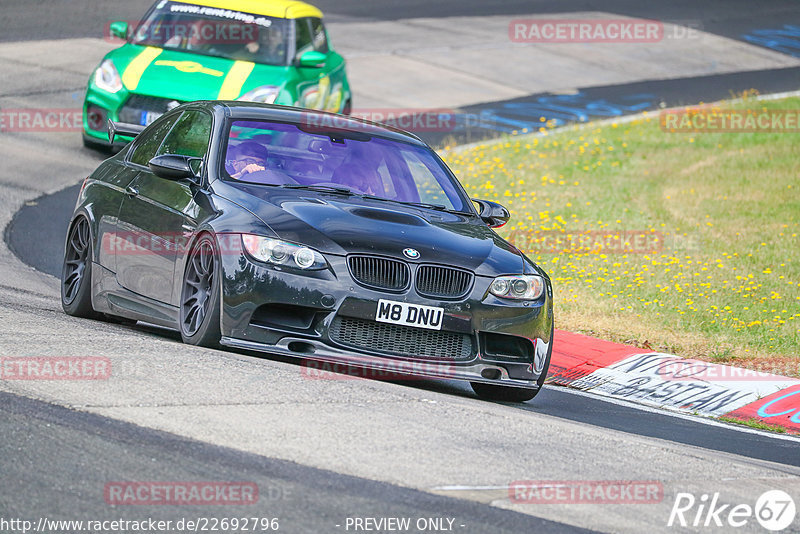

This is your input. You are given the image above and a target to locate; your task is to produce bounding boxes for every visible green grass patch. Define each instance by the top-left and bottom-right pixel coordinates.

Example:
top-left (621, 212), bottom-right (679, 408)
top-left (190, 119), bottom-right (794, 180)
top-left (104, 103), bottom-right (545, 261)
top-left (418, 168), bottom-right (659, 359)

top-left (443, 96), bottom-right (800, 375)
top-left (717, 416), bottom-right (789, 434)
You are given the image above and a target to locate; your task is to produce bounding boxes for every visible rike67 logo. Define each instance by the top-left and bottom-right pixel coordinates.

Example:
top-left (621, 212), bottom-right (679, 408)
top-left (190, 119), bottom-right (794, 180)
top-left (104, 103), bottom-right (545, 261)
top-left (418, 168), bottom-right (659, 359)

top-left (668, 490), bottom-right (796, 531)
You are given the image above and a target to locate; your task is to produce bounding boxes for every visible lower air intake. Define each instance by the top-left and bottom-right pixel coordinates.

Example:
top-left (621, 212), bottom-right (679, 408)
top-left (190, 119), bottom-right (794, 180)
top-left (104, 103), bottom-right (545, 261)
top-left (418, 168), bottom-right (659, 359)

top-left (329, 316), bottom-right (473, 360)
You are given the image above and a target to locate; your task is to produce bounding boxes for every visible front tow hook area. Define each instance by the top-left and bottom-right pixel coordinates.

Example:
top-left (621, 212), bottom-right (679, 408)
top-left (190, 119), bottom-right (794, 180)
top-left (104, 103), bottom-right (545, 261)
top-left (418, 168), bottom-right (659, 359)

top-left (480, 368), bottom-right (503, 380)
top-left (287, 341), bottom-right (316, 355)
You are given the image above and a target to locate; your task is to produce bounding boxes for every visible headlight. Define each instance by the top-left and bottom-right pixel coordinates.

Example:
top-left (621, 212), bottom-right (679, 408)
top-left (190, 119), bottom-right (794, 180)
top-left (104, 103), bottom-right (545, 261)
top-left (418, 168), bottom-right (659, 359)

top-left (241, 235), bottom-right (327, 270)
top-left (489, 275), bottom-right (544, 300)
top-left (237, 85), bottom-right (280, 104)
top-left (94, 59), bottom-right (123, 93)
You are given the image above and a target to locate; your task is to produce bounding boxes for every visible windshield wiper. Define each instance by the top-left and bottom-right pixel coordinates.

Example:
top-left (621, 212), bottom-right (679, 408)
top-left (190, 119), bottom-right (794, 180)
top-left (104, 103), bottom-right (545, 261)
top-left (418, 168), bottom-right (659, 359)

top-left (360, 195), bottom-right (442, 210)
top-left (282, 184), bottom-right (357, 196)
top-left (282, 186), bottom-right (473, 215)
top-left (399, 200), bottom-right (448, 211)
top-left (361, 195), bottom-right (473, 215)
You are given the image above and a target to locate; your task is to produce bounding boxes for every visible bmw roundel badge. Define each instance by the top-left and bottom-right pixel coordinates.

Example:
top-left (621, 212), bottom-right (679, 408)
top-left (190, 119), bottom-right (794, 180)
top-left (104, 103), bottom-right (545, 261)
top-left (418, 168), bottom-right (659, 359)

top-left (403, 248), bottom-right (420, 259)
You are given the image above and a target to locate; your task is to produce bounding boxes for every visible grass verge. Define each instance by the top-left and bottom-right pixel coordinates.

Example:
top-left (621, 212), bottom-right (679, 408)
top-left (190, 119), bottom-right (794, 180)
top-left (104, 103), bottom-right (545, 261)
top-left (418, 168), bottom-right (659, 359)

top-left (717, 416), bottom-right (789, 434)
top-left (443, 94), bottom-right (800, 377)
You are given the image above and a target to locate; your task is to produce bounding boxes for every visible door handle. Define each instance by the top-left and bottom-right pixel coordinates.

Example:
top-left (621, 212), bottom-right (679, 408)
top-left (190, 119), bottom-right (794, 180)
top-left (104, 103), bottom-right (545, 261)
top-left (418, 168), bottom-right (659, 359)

top-left (125, 184), bottom-right (139, 197)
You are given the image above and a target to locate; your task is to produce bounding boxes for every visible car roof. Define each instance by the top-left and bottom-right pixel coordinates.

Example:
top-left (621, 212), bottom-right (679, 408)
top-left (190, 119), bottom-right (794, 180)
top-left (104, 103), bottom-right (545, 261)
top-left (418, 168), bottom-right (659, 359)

top-left (207, 101), bottom-right (428, 146)
top-left (174, 0), bottom-right (323, 20)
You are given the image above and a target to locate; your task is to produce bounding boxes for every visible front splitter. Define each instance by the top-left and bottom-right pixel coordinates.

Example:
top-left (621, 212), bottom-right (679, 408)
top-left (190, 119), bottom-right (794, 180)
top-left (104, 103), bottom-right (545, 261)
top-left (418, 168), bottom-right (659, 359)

top-left (220, 335), bottom-right (540, 389)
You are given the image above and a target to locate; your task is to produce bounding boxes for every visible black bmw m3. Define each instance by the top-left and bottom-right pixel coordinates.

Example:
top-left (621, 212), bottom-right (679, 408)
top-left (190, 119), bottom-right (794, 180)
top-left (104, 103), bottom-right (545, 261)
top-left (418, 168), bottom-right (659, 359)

top-left (61, 101), bottom-right (554, 402)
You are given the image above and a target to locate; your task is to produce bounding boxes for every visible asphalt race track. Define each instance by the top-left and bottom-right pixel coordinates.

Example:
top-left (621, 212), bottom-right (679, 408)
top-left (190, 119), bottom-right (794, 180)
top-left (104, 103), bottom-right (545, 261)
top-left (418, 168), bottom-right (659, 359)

top-left (2, 0), bottom-right (800, 41)
top-left (2, 1), bottom-right (800, 533)
top-left (0, 392), bottom-right (591, 533)
top-left (7, 181), bottom-right (800, 467)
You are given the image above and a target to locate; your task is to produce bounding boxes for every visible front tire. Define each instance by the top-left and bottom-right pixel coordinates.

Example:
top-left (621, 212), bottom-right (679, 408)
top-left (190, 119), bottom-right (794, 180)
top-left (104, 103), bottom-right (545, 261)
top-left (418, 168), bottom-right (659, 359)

top-left (61, 217), bottom-right (99, 318)
top-left (179, 234), bottom-right (221, 347)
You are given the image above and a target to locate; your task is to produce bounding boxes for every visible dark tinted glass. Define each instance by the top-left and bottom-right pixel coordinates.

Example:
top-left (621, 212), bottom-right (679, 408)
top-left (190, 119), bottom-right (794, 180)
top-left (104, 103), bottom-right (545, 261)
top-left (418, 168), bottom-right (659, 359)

top-left (295, 18), bottom-right (313, 60)
top-left (310, 18), bottom-right (328, 53)
top-left (158, 110), bottom-right (212, 158)
top-left (223, 120), bottom-right (470, 212)
top-left (128, 114), bottom-right (179, 167)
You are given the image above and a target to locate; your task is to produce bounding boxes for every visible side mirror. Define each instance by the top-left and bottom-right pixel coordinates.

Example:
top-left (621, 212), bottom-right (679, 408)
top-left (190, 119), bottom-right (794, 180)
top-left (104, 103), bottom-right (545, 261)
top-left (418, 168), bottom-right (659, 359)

top-left (298, 50), bottom-right (326, 68)
top-left (148, 154), bottom-right (201, 181)
top-left (473, 199), bottom-right (510, 228)
top-left (109, 21), bottom-right (129, 40)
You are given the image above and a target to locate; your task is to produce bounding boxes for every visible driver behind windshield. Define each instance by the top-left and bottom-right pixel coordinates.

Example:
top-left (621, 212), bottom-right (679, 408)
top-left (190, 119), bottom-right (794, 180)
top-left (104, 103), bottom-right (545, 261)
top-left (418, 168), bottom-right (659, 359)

top-left (243, 25), bottom-right (286, 64)
top-left (229, 141), bottom-right (267, 180)
top-left (164, 18), bottom-right (208, 50)
top-left (227, 141), bottom-right (297, 185)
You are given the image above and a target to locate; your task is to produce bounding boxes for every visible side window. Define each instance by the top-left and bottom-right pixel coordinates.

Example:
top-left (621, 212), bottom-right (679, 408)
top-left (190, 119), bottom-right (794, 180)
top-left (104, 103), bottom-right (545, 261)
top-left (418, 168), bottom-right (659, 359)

top-left (128, 114), bottom-right (179, 167)
top-left (294, 18), bottom-right (313, 61)
top-left (157, 110), bottom-right (212, 158)
top-left (310, 18), bottom-right (329, 54)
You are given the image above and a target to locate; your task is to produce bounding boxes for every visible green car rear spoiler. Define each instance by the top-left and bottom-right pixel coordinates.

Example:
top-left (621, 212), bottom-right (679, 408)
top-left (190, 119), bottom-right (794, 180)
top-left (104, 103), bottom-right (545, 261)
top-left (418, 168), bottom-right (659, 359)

top-left (108, 120), bottom-right (145, 144)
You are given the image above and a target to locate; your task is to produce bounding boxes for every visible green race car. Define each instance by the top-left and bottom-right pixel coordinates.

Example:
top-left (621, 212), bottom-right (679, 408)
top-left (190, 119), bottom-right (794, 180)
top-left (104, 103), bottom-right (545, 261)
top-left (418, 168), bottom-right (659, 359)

top-left (83, 0), bottom-right (351, 149)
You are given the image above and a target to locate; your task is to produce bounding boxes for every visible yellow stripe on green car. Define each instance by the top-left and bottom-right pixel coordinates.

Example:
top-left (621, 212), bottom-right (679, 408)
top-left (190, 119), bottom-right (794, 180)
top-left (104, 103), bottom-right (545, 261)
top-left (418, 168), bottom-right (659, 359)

top-left (218, 61), bottom-right (255, 100)
top-left (121, 47), bottom-right (163, 91)
top-left (153, 60), bottom-right (223, 77)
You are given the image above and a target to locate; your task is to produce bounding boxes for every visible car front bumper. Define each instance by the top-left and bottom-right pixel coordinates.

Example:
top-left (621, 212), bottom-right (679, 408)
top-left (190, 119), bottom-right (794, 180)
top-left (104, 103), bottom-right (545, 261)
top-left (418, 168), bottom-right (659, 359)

top-left (83, 88), bottom-right (178, 147)
top-left (219, 248), bottom-right (553, 388)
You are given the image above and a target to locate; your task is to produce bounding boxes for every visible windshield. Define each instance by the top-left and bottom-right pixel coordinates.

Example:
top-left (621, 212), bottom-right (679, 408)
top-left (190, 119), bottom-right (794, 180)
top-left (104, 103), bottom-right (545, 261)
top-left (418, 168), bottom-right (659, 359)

top-left (222, 120), bottom-right (472, 213)
top-left (131, 1), bottom-right (289, 66)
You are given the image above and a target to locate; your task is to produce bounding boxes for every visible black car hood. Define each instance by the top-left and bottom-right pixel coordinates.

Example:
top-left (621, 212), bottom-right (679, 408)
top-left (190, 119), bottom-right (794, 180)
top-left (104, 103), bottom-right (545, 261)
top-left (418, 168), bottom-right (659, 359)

top-left (224, 185), bottom-right (525, 276)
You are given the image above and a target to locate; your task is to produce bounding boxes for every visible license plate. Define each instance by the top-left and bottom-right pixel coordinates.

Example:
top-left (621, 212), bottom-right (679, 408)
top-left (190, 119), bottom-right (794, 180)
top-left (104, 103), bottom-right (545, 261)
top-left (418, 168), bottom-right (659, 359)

top-left (375, 299), bottom-right (444, 331)
top-left (141, 111), bottom-right (162, 126)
